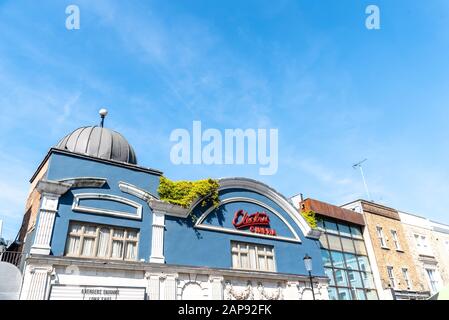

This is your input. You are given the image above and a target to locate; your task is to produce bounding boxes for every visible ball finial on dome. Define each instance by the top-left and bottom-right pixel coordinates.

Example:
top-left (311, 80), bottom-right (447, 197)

top-left (99, 108), bottom-right (108, 127)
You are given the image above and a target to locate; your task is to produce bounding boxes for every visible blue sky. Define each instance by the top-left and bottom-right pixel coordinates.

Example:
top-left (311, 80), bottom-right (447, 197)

top-left (0, 0), bottom-right (449, 240)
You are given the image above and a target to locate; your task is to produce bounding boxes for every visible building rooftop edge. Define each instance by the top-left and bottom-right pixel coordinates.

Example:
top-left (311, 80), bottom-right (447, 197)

top-left (342, 199), bottom-right (449, 230)
top-left (303, 197), bottom-right (365, 226)
top-left (30, 148), bottom-right (163, 183)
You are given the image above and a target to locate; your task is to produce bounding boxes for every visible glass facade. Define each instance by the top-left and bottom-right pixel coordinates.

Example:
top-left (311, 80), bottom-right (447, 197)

top-left (318, 218), bottom-right (378, 300)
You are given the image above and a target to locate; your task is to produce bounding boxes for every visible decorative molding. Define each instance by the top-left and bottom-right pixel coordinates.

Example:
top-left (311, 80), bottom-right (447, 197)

top-left (118, 181), bottom-right (158, 202)
top-left (58, 177), bottom-right (107, 189)
top-left (164, 274), bottom-right (177, 300)
top-left (306, 229), bottom-right (322, 239)
top-left (218, 178), bottom-right (313, 238)
top-left (20, 256), bottom-right (330, 300)
top-left (40, 194), bottom-right (60, 212)
top-left (177, 277), bottom-right (210, 300)
top-left (224, 281), bottom-right (254, 300)
top-left (31, 191), bottom-right (62, 255)
top-left (25, 265), bottom-right (53, 300)
top-left (148, 199), bottom-right (190, 218)
top-left (36, 180), bottom-right (71, 195)
top-left (72, 193), bottom-right (143, 220)
top-left (150, 211), bottom-right (165, 263)
top-left (257, 282), bottom-right (282, 300)
top-left (195, 197), bottom-right (301, 243)
top-left (145, 272), bottom-right (161, 300)
top-left (29, 266), bottom-right (54, 275)
top-left (210, 276), bottom-right (224, 300)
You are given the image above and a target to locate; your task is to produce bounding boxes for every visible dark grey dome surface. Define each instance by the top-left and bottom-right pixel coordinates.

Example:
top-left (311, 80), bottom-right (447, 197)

top-left (56, 126), bottom-right (137, 164)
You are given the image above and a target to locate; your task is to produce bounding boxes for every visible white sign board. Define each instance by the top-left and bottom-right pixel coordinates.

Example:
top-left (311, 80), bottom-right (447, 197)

top-left (49, 285), bottom-right (146, 300)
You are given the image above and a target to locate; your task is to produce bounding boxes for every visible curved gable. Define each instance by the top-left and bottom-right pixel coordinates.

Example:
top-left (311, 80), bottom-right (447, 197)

top-left (195, 196), bottom-right (301, 243)
top-left (217, 178), bottom-right (313, 237)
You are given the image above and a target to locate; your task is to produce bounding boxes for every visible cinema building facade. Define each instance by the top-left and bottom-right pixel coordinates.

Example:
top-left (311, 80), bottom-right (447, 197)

top-left (16, 123), bottom-right (329, 300)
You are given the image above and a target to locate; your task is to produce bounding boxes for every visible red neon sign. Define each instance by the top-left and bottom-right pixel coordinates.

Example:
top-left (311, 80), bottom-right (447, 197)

top-left (232, 209), bottom-right (277, 236)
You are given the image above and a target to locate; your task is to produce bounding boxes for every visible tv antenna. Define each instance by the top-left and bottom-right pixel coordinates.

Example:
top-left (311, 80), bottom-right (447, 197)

top-left (353, 159), bottom-right (372, 201)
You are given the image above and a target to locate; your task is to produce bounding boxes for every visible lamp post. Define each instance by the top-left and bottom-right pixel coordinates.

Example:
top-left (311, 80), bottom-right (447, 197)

top-left (303, 254), bottom-right (315, 300)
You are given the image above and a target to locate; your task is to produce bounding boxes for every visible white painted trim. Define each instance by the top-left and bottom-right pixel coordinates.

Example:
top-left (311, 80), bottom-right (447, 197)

top-left (149, 211), bottom-right (165, 263)
top-left (31, 193), bottom-right (61, 255)
top-left (218, 178), bottom-right (313, 237)
top-left (36, 180), bottom-right (71, 196)
top-left (30, 245), bottom-right (52, 255)
top-left (58, 177), bottom-right (107, 189)
top-left (118, 181), bottom-right (158, 202)
top-left (148, 199), bottom-right (190, 218)
top-left (195, 197), bottom-right (301, 243)
top-left (72, 193), bottom-right (143, 220)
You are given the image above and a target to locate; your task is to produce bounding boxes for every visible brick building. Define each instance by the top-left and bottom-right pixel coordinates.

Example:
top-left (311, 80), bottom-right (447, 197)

top-left (399, 211), bottom-right (449, 295)
top-left (342, 200), bottom-right (429, 299)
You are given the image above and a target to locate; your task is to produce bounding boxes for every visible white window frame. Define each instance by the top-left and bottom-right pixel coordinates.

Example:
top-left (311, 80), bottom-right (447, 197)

top-left (386, 266), bottom-right (396, 289)
top-left (231, 241), bottom-right (276, 272)
top-left (376, 226), bottom-right (388, 248)
top-left (72, 193), bottom-right (143, 220)
top-left (425, 268), bottom-right (439, 294)
top-left (391, 230), bottom-right (401, 251)
top-left (402, 268), bottom-right (411, 289)
top-left (65, 221), bottom-right (140, 261)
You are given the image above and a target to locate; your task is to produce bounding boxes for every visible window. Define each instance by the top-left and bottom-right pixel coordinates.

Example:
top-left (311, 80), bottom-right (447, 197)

top-left (365, 289), bottom-right (378, 300)
top-left (65, 222), bottom-right (139, 261)
top-left (402, 268), bottom-right (411, 289)
top-left (344, 253), bottom-right (359, 270)
top-left (324, 221), bottom-right (339, 234)
top-left (350, 226), bottom-right (363, 239)
top-left (391, 230), bottom-right (401, 251)
top-left (387, 266), bottom-right (396, 288)
top-left (327, 234), bottom-right (343, 251)
top-left (415, 234), bottom-right (432, 255)
top-left (426, 269), bottom-right (439, 294)
top-left (335, 269), bottom-right (348, 286)
top-left (341, 237), bottom-right (356, 253)
top-left (376, 226), bottom-right (387, 248)
top-left (337, 288), bottom-right (351, 300)
top-left (337, 223), bottom-right (351, 237)
top-left (355, 288), bottom-right (366, 300)
top-left (231, 241), bottom-right (275, 272)
top-left (328, 287), bottom-right (338, 300)
top-left (353, 240), bottom-right (367, 255)
top-left (330, 251), bottom-right (345, 269)
top-left (321, 249), bottom-right (332, 267)
top-left (362, 272), bottom-right (375, 289)
top-left (324, 267), bottom-right (336, 286)
top-left (318, 218), bottom-right (378, 300)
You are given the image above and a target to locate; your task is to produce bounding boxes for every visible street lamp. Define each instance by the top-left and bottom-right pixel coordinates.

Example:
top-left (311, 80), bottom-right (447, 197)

top-left (303, 254), bottom-right (316, 300)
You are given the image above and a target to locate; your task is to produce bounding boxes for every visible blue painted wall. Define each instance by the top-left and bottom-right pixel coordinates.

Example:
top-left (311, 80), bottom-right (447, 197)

top-left (164, 188), bottom-right (324, 277)
top-left (45, 152), bottom-right (160, 261)
top-left (40, 151), bottom-right (324, 277)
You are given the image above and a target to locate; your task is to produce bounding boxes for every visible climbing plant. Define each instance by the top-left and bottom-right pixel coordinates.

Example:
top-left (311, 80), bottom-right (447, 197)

top-left (157, 176), bottom-right (220, 222)
top-left (300, 209), bottom-right (319, 229)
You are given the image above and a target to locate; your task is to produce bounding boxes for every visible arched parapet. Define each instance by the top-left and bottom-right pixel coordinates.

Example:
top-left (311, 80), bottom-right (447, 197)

top-left (210, 177), bottom-right (316, 239)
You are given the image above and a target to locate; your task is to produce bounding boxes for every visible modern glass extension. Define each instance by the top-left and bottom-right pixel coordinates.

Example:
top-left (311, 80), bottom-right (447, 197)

top-left (318, 218), bottom-right (378, 300)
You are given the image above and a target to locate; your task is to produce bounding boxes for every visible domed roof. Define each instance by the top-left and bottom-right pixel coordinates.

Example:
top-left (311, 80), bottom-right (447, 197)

top-left (55, 126), bottom-right (137, 164)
